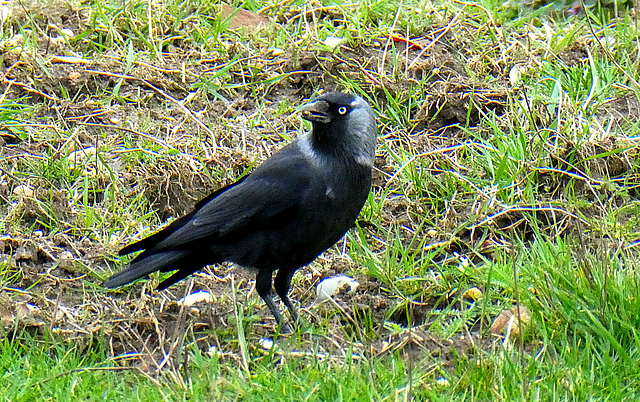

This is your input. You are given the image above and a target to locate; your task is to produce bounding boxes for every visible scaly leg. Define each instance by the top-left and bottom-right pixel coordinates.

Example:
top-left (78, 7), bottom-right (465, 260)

top-left (274, 268), bottom-right (298, 324)
top-left (255, 269), bottom-right (283, 325)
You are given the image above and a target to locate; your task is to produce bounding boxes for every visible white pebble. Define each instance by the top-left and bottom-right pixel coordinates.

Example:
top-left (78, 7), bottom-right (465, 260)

top-left (177, 290), bottom-right (214, 307)
top-left (316, 275), bottom-right (359, 302)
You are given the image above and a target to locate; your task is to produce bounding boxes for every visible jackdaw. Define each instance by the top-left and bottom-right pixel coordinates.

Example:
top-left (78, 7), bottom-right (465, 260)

top-left (104, 91), bottom-right (378, 326)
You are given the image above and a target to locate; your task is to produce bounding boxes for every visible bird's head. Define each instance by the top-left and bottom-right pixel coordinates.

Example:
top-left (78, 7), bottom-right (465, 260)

top-left (299, 92), bottom-right (377, 167)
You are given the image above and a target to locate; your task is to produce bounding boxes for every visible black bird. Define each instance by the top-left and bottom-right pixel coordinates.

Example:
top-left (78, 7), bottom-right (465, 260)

top-left (104, 91), bottom-right (378, 326)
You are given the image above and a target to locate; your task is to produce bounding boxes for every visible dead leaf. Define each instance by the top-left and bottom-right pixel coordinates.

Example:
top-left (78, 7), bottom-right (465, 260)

top-left (220, 4), bottom-right (270, 30)
top-left (49, 55), bottom-right (90, 64)
top-left (490, 306), bottom-right (531, 338)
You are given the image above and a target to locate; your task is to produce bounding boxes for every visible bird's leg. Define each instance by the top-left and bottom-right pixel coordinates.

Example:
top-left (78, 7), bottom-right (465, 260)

top-left (274, 268), bottom-right (298, 324)
top-left (255, 269), bottom-right (284, 326)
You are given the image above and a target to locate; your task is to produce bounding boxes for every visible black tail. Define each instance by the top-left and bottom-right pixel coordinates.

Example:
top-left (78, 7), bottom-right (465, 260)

top-left (119, 177), bottom-right (247, 256)
top-left (103, 250), bottom-right (191, 288)
top-left (119, 214), bottom-right (194, 256)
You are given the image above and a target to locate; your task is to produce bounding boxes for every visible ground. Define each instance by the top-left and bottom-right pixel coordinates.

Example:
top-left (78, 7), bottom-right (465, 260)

top-left (1, 0), bottom-right (640, 400)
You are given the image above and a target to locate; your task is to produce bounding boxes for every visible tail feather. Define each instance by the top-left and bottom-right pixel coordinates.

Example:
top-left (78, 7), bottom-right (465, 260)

top-left (158, 267), bottom-right (200, 290)
top-left (104, 250), bottom-right (190, 288)
top-left (119, 214), bottom-right (194, 256)
top-left (119, 177), bottom-right (247, 256)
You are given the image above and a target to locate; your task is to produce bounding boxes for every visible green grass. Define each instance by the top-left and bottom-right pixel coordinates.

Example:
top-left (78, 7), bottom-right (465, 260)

top-left (0, 333), bottom-right (167, 401)
top-left (2, 0), bottom-right (640, 400)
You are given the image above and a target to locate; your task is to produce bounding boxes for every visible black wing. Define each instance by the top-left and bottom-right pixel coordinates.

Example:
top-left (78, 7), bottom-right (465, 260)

top-left (104, 144), bottom-right (320, 288)
top-left (149, 170), bottom-right (313, 250)
top-left (118, 176), bottom-right (248, 256)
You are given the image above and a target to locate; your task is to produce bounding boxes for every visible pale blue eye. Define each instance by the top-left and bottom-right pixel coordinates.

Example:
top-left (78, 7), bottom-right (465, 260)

top-left (338, 106), bottom-right (347, 115)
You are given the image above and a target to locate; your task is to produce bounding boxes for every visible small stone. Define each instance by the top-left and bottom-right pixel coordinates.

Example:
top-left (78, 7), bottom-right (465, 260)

top-left (316, 275), bottom-right (359, 302)
top-left (491, 306), bottom-right (532, 338)
top-left (15, 244), bottom-right (36, 261)
top-left (323, 36), bottom-right (345, 51)
top-left (13, 184), bottom-right (34, 197)
top-left (178, 290), bottom-right (214, 307)
top-left (462, 287), bottom-right (483, 301)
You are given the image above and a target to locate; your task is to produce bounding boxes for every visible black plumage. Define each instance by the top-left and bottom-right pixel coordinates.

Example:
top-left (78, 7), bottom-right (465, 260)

top-left (104, 91), bottom-right (378, 326)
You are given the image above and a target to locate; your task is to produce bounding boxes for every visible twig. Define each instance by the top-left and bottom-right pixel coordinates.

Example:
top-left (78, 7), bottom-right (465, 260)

top-left (407, 12), bottom-right (462, 70)
top-left (332, 55), bottom-right (383, 88)
top-left (1, 78), bottom-right (59, 101)
top-left (580, 0), bottom-right (640, 91)
top-left (231, 274), bottom-right (250, 377)
top-left (73, 121), bottom-right (170, 149)
top-left (511, 258), bottom-right (528, 398)
top-left (468, 205), bottom-right (590, 230)
top-left (142, 79), bottom-right (218, 156)
top-left (84, 69), bottom-right (217, 155)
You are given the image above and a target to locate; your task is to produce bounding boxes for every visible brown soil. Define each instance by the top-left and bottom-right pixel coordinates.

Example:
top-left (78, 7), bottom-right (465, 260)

top-left (1, 0), bottom-right (638, 372)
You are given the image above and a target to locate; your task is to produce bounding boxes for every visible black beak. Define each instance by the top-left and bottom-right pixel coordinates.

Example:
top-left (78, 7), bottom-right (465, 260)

top-left (300, 100), bottom-right (331, 123)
